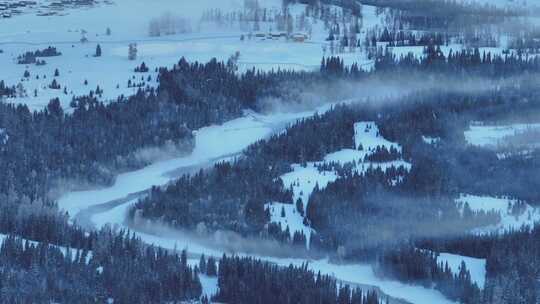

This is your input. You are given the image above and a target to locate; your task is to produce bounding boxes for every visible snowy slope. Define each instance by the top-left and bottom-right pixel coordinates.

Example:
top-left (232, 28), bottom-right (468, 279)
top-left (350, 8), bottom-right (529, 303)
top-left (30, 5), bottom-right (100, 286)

top-left (267, 201), bottom-right (314, 243)
top-left (465, 123), bottom-right (540, 148)
top-left (354, 122), bottom-right (400, 152)
top-left (268, 257), bottom-right (458, 304)
top-left (0, 0), bottom-right (336, 109)
top-left (0, 0), bottom-right (374, 110)
top-left (56, 103), bottom-right (456, 304)
top-left (457, 194), bottom-right (540, 233)
top-left (437, 252), bottom-right (486, 288)
top-left (271, 121), bottom-right (411, 246)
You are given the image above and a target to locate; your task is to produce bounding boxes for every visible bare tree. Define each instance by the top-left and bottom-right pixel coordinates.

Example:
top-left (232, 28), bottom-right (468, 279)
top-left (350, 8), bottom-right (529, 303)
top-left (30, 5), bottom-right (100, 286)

top-left (149, 13), bottom-right (191, 37)
top-left (128, 43), bottom-right (137, 61)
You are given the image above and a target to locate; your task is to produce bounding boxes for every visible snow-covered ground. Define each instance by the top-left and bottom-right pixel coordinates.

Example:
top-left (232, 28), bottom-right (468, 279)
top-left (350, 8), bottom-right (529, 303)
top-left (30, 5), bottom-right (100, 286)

top-left (59, 110), bottom-right (309, 219)
top-left (457, 194), bottom-right (540, 233)
top-left (266, 201), bottom-right (315, 244)
top-left (267, 257), bottom-right (457, 304)
top-left (280, 165), bottom-right (338, 213)
top-left (354, 122), bottom-right (400, 152)
top-left (1, 0), bottom-right (536, 110)
top-left (422, 136), bottom-right (441, 145)
top-left (57, 106), bottom-right (456, 304)
top-left (199, 275), bottom-right (219, 299)
top-left (0, 0), bottom-right (377, 110)
top-left (4, 1), bottom-right (526, 302)
top-left (269, 121), bottom-right (411, 246)
top-left (464, 123), bottom-right (540, 148)
top-left (437, 252), bottom-right (486, 288)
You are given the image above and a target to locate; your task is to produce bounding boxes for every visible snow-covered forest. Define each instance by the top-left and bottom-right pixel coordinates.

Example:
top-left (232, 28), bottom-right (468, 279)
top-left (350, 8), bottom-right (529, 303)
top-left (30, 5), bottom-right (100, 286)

top-left (1, 0), bottom-right (540, 303)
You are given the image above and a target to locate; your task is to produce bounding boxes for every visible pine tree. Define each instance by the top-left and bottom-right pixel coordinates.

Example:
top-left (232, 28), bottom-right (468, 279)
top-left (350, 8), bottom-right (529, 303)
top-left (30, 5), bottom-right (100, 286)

top-left (95, 44), bottom-right (102, 57)
top-left (199, 254), bottom-right (207, 274)
top-left (207, 257), bottom-right (217, 277)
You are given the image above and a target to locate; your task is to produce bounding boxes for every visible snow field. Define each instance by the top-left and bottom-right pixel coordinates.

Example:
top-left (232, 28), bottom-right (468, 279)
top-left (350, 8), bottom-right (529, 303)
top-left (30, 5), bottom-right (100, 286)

top-left (457, 194), bottom-right (540, 234)
top-left (0, 0), bottom-right (377, 110)
top-left (437, 252), bottom-right (487, 289)
top-left (465, 123), bottom-right (540, 148)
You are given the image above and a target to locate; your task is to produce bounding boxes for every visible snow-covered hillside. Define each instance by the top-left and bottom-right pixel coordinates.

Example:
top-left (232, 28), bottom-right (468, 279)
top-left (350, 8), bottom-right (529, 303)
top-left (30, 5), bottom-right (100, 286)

top-left (268, 121), bottom-right (411, 247)
top-left (457, 194), bottom-right (540, 234)
top-left (56, 105), bottom-right (455, 304)
top-left (465, 123), bottom-right (540, 148)
top-left (0, 0), bottom-right (377, 110)
top-left (3, 0), bottom-right (539, 303)
top-left (436, 252), bottom-right (487, 288)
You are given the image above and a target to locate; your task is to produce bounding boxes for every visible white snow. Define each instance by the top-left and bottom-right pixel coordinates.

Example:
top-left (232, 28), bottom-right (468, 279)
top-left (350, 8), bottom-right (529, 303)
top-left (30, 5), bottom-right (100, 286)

top-left (199, 275), bottom-right (219, 299)
top-left (55, 104), bottom-right (457, 304)
top-left (354, 122), bottom-right (401, 153)
top-left (464, 123), bottom-right (540, 147)
top-left (0, 0), bottom-right (374, 110)
top-left (422, 136), bottom-right (441, 145)
top-left (266, 257), bottom-right (457, 304)
top-left (266, 201), bottom-right (314, 242)
top-left (58, 110), bottom-right (307, 218)
top-left (271, 121), bottom-right (411, 244)
top-left (457, 0), bottom-right (535, 9)
top-left (91, 198), bottom-right (139, 230)
top-left (1, 1), bottom-right (530, 302)
top-left (437, 252), bottom-right (486, 288)
top-left (280, 164), bottom-right (338, 211)
top-left (0, 128), bottom-right (7, 145)
top-left (457, 194), bottom-right (540, 233)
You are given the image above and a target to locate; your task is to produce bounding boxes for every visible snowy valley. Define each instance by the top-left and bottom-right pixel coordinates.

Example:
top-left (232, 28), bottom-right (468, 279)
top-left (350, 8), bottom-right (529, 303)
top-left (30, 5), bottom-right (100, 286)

top-left (2, 0), bottom-right (540, 303)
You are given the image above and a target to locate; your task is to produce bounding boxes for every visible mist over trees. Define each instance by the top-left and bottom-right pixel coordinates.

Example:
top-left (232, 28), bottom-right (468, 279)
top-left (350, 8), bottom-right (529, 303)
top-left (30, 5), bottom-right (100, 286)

top-left (2, 0), bottom-right (540, 302)
top-left (149, 13), bottom-right (191, 37)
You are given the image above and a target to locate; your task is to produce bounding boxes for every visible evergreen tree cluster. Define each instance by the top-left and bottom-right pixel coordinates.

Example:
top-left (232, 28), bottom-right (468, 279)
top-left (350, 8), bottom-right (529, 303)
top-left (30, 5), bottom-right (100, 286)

top-left (375, 46), bottom-right (540, 77)
top-left (0, 94), bottom-right (194, 201)
top-left (17, 46), bottom-right (61, 65)
top-left (0, 192), bottom-right (95, 250)
top-left (365, 0), bottom-right (524, 32)
top-left (366, 27), bottom-right (450, 48)
top-left (156, 57), bottom-right (325, 128)
top-left (0, 228), bottom-right (202, 304)
top-left (418, 224), bottom-right (540, 304)
top-left (2, 41), bottom-right (540, 302)
top-left (215, 255), bottom-right (382, 304)
top-left (375, 246), bottom-right (481, 303)
top-left (130, 105), bottom-right (362, 237)
top-left (133, 70), bottom-right (540, 252)
top-left (0, 80), bottom-right (16, 99)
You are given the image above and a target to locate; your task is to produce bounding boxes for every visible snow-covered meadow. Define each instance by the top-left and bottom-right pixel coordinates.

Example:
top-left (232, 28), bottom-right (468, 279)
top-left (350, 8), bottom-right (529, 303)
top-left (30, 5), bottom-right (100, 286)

top-left (0, 0), bottom-right (379, 110)
top-left (465, 123), bottom-right (540, 148)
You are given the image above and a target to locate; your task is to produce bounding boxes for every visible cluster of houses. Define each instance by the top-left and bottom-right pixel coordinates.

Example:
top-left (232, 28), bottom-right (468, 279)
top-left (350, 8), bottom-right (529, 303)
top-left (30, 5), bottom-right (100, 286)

top-left (252, 31), bottom-right (310, 43)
